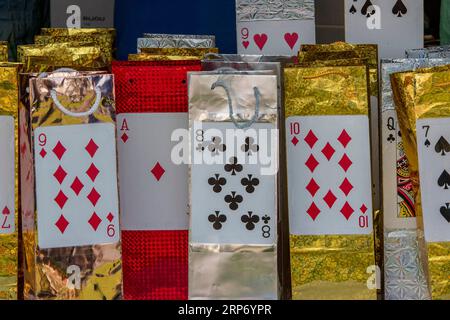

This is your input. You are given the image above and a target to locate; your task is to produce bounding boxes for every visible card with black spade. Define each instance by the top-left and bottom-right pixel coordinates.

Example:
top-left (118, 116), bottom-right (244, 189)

top-left (345, 0), bottom-right (423, 59)
top-left (417, 118), bottom-right (450, 242)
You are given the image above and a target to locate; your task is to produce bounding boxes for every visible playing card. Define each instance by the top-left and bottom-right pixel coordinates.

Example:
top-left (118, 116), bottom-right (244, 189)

top-left (287, 115), bottom-right (373, 235)
top-left (382, 110), bottom-right (416, 230)
top-left (118, 113), bottom-right (189, 231)
top-left (345, 0), bottom-right (423, 59)
top-left (236, 0), bottom-right (316, 55)
top-left (0, 116), bottom-right (15, 234)
top-left (190, 122), bottom-right (277, 245)
top-left (34, 123), bottom-right (120, 249)
top-left (417, 118), bottom-right (450, 242)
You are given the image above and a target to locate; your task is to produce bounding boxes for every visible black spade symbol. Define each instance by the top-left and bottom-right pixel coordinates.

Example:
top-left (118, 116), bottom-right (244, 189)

top-left (349, 5), bottom-right (357, 14)
top-left (435, 136), bottom-right (450, 155)
top-left (440, 203), bottom-right (450, 223)
top-left (361, 0), bottom-right (375, 16)
top-left (392, 0), bottom-right (407, 17)
top-left (438, 170), bottom-right (450, 190)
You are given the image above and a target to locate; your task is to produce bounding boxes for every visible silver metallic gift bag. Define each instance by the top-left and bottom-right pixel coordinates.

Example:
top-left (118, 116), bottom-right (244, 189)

top-left (405, 46), bottom-right (450, 58)
top-left (381, 58), bottom-right (450, 300)
top-left (138, 34), bottom-right (216, 52)
top-left (188, 70), bottom-right (279, 299)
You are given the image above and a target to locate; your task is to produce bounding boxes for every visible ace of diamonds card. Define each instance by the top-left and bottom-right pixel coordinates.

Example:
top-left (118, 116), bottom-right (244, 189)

top-left (287, 116), bottom-right (373, 236)
top-left (417, 118), bottom-right (450, 242)
top-left (34, 123), bottom-right (120, 249)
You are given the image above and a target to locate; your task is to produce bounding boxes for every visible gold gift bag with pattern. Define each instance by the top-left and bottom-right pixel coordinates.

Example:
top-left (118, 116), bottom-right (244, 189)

top-left (391, 65), bottom-right (450, 299)
top-left (0, 64), bottom-right (20, 299)
top-left (285, 65), bottom-right (377, 300)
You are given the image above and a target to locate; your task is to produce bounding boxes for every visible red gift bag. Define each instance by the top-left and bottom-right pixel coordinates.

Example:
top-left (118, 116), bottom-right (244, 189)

top-left (113, 60), bottom-right (201, 300)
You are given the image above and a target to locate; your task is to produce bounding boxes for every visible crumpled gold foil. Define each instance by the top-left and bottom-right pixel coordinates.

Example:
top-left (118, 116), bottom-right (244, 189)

top-left (20, 71), bottom-right (122, 300)
top-left (40, 28), bottom-right (116, 37)
top-left (391, 65), bottom-right (450, 299)
top-left (34, 34), bottom-right (114, 64)
top-left (140, 47), bottom-right (218, 57)
top-left (0, 42), bottom-right (8, 62)
top-left (0, 64), bottom-right (20, 300)
top-left (128, 54), bottom-right (201, 61)
top-left (285, 65), bottom-right (377, 300)
top-left (17, 44), bottom-right (106, 72)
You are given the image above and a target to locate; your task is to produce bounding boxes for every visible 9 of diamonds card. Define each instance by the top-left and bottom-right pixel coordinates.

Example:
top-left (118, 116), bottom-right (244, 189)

top-left (285, 65), bottom-right (377, 300)
top-left (0, 64), bottom-right (20, 300)
top-left (20, 71), bottom-right (122, 300)
top-left (188, 71), bottom-right (279, 300)
top-left (112, 60), bottom-right (201, 300)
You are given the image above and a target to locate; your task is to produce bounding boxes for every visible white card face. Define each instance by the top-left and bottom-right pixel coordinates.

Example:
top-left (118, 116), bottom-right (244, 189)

top-left (382, 110), bottom-right (416, 229)
top-left (0, 116), bottom-right (15, 234)
top-left (345, 0), bottom-right (423, 59)
top-left (190, 122), bottom-right (277, 245)
top-left (417, 118), bottom-right (450, 242)
top-left (236, 20), bottom-right (316, 56)
top-left (287, 116), bottom-right (373, 235)
top-left (35, 123), bottom-right (120, 249)
top-left (117, 113), bottom-right (189, 231)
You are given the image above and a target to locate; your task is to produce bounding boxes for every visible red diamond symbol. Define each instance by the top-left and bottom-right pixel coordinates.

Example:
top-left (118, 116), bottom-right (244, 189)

top-left (70, 177), bottom-right (84, 196)
top-left (151, 162), bottom-right (165, 181)
top-left (121, 133), bottom-right (129, 143)
top-left (360, 204), bottom-right (368, 214)
top-left (87, 188), bottom-right (101, 207)
top-left (85, 139), bottom-right (99, 158)
top-left (307, 202), bottom-right (321, 221)
top-left (52, 141), bottom-right (66, 160)
top-left (55, 215), bottom-right (69, 234)
top-left (2, 206), bottom-right (10, 215)
top-left (305, 155), bottom-right (319, 173)
top-left (338, 130), bottom-right (352, 148)
top-left (321, 143), bottom-right (336, 161)
top-left (39, 148), bottom-right (47, 158)
top-left (323, 190), bottom-right (337, 209)
top-left (54, 191), bottom-right (68, 209)
top-left (86, 163), bottom-right (100, 182)
top-left (341, 202), bottom-right (355, 220)
top-left (107, 212), bottom-right (114, 222)
top-left (291, 136), bottom-right (299, 146)
top-left (53, 166), bottom-right (67, 184)
top-left (339, 178), bottom-right (354, 196)
top-left (88, 212), bottom-right (102, 231)
top-left (304, 130), bottom-right (318, 149)
top-left (339, 154), bottom-right (353, 172)
top-left (306, 178), bottom-right (320, 197)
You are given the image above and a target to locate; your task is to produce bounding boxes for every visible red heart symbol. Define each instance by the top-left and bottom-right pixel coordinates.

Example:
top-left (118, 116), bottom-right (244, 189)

top-left (242, 41), bottom-right (250, 49)
top-left (253, 33), bottom-right (268, 51)
top-left (284, 32), bottom-right (299, 50)
top-left (2, 206), bottom-right (10, 215)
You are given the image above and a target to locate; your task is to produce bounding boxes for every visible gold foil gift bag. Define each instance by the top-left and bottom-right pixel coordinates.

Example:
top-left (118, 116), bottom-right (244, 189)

top-left (391, 65), bottom-right (450, 299)
top-left (381, 59), bottom-right (450, 300)
top-left (19, 70), bottom-right (122, 300)
top-left (285, 65), bottom-right (377, 300)
top-left (0, 64), bottom-right (20, 299)
top-left (188, 70), bottom-right (279, 299)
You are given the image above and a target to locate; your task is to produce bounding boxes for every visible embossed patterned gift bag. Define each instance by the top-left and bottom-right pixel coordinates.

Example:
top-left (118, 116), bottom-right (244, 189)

top-left (236, 0), bottom-right (316, 56)
top-left (113, 60), bottom-right (201, 300)
top-left (188, 70), bottom-right (279, 299)
top-left (20, 70), bottom-right (122, 300)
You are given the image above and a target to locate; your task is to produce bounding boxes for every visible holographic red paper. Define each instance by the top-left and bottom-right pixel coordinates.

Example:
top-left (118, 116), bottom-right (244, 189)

top-left (113, 61), bottom-right (200, 300)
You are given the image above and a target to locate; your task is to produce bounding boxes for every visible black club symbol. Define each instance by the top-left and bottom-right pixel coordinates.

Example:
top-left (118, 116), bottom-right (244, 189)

top-left (262, 215), bottom-right (271, 224)
top-left (208, 137), bottom-right (226, 156)
top-left (241, 212), bottom-right (260, 231)
top-left (224, 157), bottom-right (243, 176)
top-left (241, 137), bottom-right (259, 156)
top-left (224, 191), bottom-right (243, 211)
top-left (208, 174), bottom-right (227, 193)
top-left (208, 211), bottom-right (227, 230)
top-left (241, 174), bottom-right (260, 193)
top-left (387, 134), bottom-right (395, 143)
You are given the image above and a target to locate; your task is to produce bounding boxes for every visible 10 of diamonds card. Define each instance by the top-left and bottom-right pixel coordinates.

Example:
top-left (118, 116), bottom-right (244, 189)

top-left (417, 118), bottom-right (450, 242)
top-left (190, 122), bottom-right (277, 245)
top-left (287, 115), bottom-right (373, 236)
top-left (34, 123), bottom-right (120, 249)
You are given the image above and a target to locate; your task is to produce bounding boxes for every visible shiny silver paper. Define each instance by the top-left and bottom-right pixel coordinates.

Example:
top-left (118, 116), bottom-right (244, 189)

top-left (188, 70), bottom-right (279, 300)
top-left (236, 0), bottom-right (315, 21)
top-left (137, 35), bottom-right (215, 52)
top-left (381, 58), bottom-right (450, 300)
top-left (405, 46), bottom-right (450, 59)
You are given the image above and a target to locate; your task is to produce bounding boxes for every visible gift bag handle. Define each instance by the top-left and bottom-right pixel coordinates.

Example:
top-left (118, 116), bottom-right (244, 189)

top-left (51, 87), bottom-right (102, 118)
top-left (211, 79), bottom-right (260, 129)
